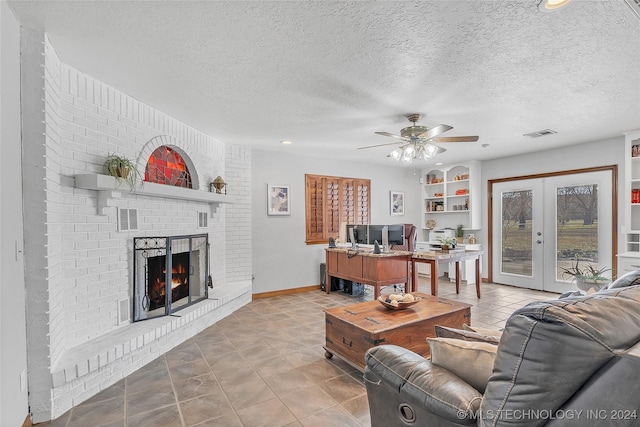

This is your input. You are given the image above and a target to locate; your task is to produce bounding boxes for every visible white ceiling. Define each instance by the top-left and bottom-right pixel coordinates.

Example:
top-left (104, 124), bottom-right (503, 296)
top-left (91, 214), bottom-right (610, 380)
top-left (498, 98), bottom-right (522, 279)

top-left (7, 0), bottom-right (640, 167)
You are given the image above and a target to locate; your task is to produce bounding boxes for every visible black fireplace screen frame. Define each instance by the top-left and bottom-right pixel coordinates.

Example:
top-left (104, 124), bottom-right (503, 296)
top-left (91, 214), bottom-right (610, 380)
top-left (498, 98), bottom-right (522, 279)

top-left (133, 234), bottom-right (209, 322)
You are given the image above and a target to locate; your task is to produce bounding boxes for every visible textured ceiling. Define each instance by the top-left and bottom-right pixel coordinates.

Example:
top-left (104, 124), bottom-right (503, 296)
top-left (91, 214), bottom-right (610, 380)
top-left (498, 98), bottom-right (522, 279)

top-left (7, 0), bottom-right (640, 167)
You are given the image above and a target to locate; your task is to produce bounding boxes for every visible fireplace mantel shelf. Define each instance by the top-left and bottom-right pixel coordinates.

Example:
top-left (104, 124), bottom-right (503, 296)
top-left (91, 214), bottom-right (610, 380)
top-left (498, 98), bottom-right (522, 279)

top-left (74, 174), bottom-right (235, 215)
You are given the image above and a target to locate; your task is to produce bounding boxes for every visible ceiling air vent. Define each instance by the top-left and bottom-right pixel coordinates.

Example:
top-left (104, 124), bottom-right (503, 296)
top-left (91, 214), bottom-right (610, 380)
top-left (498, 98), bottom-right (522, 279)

top-left (624, 0), bottom-right (640, 20)
top-left (523, 129), bottom-right (557, 138)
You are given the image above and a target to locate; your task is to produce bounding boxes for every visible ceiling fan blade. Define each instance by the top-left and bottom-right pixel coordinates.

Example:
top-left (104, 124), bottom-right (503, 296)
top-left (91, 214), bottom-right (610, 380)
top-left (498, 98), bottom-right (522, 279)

top-left (358, 141), bottom-right (404, 150)
top-left (418, 124), bottom-right (453, 140)
top-left (375, 131), bottom-right (406, 139)
top-left (431, 136), bottom-right (479, 143)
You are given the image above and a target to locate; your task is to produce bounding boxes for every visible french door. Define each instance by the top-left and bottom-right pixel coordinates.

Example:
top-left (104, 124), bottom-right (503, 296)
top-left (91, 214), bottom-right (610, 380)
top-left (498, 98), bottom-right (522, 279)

top-left (491, 170), bottom-right (613, 293)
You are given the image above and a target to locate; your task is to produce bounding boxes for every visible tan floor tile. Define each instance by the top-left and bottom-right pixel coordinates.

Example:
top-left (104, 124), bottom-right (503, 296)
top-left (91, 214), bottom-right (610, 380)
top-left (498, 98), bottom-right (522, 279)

top-left (317, 374), bottom-right (366, 403)
top-left (221, 372), bottom-right (277, 410)
top-left (263, 367), bottom-right (315, 395)
top-left (341, 393), bottom-right (371, 426)
top-left (173, 373), bottom-right (222, 402)
top-left (280, 384), bottom-right (337, 419)
top-left (126, 404), bottom-right (182, 427)
top-left (235, 397), bottom-right (297, 427)
top-left (189, 411), bottom-right (243, 427)
top-left (67, 396), bottom-right (125, 427)
top-left (299, 405), bottom-right (362, 427)
top-left (168, 358), bottom-right (212, 382)
top-left (179, 393), bottom-right (234, 426)
top-left (126, 388), bottom-right (176, 417)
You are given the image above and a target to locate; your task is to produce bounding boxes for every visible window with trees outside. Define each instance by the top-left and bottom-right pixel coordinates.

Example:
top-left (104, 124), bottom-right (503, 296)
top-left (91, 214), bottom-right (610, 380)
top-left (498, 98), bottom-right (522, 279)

top-left (305, 174), bottom-right (371, 244)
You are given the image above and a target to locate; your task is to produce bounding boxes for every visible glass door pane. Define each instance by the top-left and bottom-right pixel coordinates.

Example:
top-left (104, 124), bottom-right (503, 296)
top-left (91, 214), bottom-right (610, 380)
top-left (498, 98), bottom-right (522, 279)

top-left (492, 179), bottom-right (544, 290)
top-left (556, 184), bottom-right (601, 280)
top-left (544, 171), bottom-right (612, 293)
top-left (501, 189), bottom-right (533, 276)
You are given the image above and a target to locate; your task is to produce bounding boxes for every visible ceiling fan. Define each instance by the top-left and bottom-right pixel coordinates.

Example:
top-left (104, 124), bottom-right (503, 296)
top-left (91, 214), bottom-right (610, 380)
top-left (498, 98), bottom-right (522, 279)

top-left (359, 113), bottom-right (479, 163)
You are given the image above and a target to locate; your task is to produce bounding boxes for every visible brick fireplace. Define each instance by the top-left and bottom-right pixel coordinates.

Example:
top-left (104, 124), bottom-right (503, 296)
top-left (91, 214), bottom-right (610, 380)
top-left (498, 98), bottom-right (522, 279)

top-left (21, 31), bottom-right (252, 423)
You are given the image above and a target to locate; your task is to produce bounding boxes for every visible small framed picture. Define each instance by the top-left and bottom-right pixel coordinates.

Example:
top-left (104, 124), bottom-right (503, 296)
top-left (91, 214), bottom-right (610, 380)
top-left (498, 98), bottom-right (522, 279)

top-left (632, 142), bottom-right (640, 158)
top-left (267, 184), bottom-right (290, 215)
top-left (390, 191), bottom-right (404, 216)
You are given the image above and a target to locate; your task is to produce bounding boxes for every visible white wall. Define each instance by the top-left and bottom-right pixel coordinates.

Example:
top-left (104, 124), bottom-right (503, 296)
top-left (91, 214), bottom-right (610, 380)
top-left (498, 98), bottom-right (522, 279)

top-left (479, 137), bottom-right (625, 274)
top-left (251, 149), bottom-right (422, 294)
top-left (0, 1), bottom-right (29, 425)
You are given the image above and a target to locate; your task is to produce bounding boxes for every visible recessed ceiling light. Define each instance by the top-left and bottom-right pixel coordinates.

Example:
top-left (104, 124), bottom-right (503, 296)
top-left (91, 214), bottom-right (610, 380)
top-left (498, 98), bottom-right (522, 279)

top-left (280, 140), bottom-right (293, 145)
top-left (538, 0), bottom-right (572, 12)
top-left (435, 162), bottom-right (443, 166)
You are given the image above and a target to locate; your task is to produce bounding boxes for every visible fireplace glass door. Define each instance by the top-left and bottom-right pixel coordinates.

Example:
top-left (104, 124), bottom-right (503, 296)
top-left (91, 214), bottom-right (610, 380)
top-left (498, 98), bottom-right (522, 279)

top-left (133, 234), bottom-right (209, 321)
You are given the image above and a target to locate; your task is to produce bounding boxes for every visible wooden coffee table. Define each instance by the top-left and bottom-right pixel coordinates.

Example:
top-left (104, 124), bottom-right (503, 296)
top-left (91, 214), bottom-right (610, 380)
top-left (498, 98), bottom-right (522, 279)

top-left (323, 292), bottom-right (471, 370)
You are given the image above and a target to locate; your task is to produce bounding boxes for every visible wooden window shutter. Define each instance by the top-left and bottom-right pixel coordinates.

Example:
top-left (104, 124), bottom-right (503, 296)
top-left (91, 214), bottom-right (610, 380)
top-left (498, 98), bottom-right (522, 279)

top-left (305, 175), bottom-right (325, 243)
top-left (355, 179), bottom-right (370, 225)
top-left (325, 178), bottom-right (341, 238)
top-left (305, 174), bottom-right (371, 244)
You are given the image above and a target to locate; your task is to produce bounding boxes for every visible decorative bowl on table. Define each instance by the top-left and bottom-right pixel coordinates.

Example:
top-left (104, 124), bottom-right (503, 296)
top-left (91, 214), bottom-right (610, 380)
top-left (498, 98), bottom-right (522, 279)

top-left (377, 294), bottom-right (421, 310)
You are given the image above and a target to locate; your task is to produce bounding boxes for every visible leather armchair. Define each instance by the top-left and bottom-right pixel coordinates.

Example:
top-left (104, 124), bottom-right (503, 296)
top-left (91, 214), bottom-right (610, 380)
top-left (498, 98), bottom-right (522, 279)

top-left (390, 223), bottom-right (417, 252)
top-left (364, 284), bottom-right (640, 426)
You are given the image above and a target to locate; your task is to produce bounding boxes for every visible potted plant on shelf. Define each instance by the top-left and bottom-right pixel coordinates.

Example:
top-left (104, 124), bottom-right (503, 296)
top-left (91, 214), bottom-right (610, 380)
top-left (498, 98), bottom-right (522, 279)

top-left (456, 224), bottom-right (464, 244)
top-left (103, 154), bottom-right (139, 190)
top-left (559, 256), bottom-right (611, 292)
top-left (438, 236), bottom-right (457, 252)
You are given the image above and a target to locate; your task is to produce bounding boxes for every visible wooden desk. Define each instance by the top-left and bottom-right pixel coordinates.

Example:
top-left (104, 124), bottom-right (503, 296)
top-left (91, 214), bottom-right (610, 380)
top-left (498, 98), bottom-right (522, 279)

top-left (325, 248), bottom-right (412, 299)
top-left (411, 250), bottom-right (483, 298)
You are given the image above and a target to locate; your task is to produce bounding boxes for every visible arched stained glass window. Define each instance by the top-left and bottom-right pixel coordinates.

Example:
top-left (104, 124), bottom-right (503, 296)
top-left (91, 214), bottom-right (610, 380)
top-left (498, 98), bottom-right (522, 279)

top-left (145, 146), bottom-right (193, 188)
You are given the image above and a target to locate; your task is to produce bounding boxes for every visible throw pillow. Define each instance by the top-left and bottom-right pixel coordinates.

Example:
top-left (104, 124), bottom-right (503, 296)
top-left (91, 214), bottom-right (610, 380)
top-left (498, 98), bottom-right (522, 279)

top-left (462, 323), bottom-right (504, 338)
top-left (427, 337), bottom-right (497, 393)
top-left (608, 269), bottom-right (640, 289)
top-left (435, 325), bottom-right (501, 345)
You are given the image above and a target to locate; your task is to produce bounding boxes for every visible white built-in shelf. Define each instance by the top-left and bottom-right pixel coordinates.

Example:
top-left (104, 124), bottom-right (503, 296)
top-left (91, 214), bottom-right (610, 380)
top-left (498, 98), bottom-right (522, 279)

top-left (74, 174), bottom-right (235, 215)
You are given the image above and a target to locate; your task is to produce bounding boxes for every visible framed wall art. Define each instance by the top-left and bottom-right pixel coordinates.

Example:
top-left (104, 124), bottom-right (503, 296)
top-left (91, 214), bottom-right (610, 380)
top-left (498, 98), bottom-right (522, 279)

top-left (390, 190), bottom-right (404, 216)
top-left (268, 184), bottom-right (290, 215)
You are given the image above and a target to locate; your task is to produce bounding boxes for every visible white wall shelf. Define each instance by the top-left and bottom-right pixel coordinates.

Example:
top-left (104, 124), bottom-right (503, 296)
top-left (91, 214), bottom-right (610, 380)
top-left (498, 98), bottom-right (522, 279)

top-left (620, 129), bottom-right (640, 275)
top-left (74, 173), bottom-right (235, 215)
top-left (422, 161), bottom-right (481, 231)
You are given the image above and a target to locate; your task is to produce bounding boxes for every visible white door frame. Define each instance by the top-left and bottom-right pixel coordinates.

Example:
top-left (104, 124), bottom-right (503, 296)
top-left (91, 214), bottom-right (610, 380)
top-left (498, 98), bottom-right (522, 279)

top-left (488, 166), bottom-right (618, 290)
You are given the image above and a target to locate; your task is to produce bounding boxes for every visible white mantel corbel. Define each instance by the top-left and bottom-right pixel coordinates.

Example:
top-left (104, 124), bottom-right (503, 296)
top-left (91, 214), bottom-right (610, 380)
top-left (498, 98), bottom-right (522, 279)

top-left (74, 174), bottom-right (235, 215)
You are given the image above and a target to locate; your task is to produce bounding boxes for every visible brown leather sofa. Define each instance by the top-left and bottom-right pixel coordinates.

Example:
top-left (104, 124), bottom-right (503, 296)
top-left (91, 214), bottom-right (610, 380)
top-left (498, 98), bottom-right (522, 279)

top-left (364, 283), bottom-right (640, 426)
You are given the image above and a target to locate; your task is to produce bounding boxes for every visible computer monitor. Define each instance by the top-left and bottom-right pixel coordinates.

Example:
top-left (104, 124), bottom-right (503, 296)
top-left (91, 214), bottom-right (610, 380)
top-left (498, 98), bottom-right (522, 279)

top-left (367, 225), bottom-right (384, 245)
top-left (346, 224), bottom-right (368, 244)
top-left (387, 224), bottom-right (405, 245)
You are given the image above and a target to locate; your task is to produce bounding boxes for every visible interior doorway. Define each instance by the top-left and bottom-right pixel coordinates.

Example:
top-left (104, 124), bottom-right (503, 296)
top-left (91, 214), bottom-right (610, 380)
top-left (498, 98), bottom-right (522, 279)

top-left (489, 166), bottom-right (617, 293)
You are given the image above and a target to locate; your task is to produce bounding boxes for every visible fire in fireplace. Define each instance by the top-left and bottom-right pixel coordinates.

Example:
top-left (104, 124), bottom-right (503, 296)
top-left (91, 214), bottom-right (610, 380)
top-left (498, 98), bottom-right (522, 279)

top-left (147, 251), bottom-right (190, 311)
top-left (133, 235), bottom-right (208, 321)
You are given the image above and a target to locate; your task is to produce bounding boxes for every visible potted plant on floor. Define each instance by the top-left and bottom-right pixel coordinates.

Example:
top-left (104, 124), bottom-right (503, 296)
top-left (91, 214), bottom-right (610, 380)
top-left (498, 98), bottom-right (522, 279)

top-left (103, 154), bottom-right (139, 190)
top-left (559, 256), bottom-right (611, 292)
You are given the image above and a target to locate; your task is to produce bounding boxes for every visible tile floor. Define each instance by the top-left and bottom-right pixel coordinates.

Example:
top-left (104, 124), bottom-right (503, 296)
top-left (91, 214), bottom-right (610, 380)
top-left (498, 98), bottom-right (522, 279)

top-left (38, 277), bottom-right (557, 427)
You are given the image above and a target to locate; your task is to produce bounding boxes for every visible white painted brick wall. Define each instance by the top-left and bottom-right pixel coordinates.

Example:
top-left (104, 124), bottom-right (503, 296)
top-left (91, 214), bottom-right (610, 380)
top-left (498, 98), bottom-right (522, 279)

top-left (22, 30), bottom-right (252, 422)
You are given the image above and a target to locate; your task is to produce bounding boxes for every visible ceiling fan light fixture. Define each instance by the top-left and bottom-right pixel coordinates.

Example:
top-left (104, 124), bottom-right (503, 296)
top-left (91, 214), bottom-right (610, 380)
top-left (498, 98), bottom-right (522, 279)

top-left (403, 144), bottom-right (416, 157)
top-left (424, 144), bottom-right (439, 158)
top-left (538, 0), bottom-right (571, 12)
top-left (400, 145), bottom-right (416, 163)
top-left (389, 147), bottom-right (403, 161)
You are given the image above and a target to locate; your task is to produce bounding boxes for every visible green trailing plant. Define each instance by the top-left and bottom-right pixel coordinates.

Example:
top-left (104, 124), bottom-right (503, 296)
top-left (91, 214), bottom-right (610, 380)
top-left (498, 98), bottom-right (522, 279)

top-left (456, 224), bottom-right (464, 238)
top-left (103, 154), bottom-right (140, 189)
